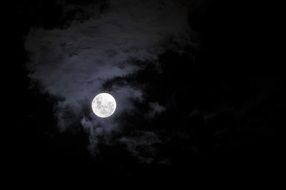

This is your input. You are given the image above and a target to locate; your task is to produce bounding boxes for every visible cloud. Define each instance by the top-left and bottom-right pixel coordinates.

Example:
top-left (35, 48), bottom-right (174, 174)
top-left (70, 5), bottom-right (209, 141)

top-left (147, 102), bottom-right (166, 118)
top-left (119, 131), bottom-right (161, 163)
top-left (25, 0), bottom-right (193, 159)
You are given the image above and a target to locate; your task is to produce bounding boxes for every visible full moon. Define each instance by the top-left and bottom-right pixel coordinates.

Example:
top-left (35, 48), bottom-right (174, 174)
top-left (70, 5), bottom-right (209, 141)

top-left (91, 93), bottom-right (116, 118)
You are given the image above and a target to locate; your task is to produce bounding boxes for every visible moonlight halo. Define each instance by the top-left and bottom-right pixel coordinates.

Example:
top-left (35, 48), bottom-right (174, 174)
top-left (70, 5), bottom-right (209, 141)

top-left (92, 93), bottom-right (117, 118)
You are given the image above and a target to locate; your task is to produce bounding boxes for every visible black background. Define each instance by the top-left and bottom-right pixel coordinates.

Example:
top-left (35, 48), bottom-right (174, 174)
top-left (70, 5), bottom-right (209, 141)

top-left (6, 0), bottom-right (284, 183)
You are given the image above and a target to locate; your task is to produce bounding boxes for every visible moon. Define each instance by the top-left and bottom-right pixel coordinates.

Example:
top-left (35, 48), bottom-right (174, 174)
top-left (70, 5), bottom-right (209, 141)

top-left (91, 93), bottom-right (116, 118)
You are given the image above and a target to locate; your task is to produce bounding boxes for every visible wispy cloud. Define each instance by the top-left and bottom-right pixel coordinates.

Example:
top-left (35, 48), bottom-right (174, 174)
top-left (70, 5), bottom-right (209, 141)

top-left (25, 0), bottom-right (193, 160)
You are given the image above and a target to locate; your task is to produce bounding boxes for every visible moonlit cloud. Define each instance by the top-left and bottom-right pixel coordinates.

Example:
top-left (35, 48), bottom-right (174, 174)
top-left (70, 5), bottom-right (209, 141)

top-left (25, 0), bottom-right (193, 159)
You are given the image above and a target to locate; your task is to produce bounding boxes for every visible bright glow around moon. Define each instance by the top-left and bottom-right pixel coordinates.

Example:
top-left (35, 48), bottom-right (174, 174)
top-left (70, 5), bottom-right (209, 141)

top-left (91, 93), bottom-right (116, 118)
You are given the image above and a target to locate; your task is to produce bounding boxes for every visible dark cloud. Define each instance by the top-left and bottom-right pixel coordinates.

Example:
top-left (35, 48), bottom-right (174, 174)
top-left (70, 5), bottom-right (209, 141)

top-left (25, 0), bottom-right (194, 159)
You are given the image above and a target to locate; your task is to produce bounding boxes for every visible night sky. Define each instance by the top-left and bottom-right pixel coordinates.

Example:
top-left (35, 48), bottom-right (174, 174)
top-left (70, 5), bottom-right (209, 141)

top-left (8, 0), bottom-right (284, 182)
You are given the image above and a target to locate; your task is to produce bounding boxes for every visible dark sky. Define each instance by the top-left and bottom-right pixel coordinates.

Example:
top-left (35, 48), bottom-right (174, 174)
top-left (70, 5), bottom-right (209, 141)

top-left (7, 0), bottom-right (284, 182)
